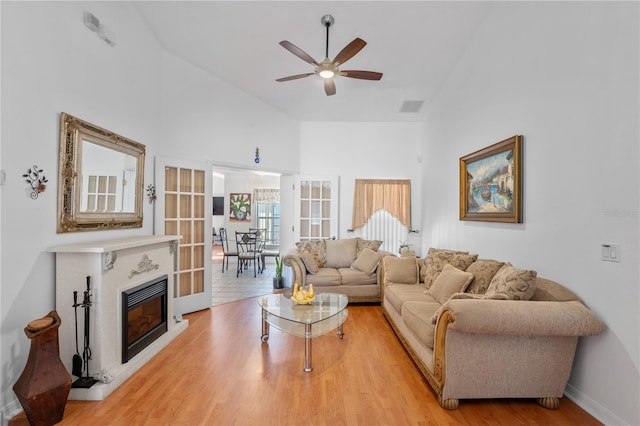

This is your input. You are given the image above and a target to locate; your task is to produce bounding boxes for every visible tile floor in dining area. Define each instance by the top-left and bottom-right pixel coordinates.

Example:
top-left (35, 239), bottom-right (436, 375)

top-left (211, 245), bottom-right (284, 306)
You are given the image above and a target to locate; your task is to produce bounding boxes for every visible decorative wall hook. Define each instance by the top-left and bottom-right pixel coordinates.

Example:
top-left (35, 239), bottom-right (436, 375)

top-left (22, 165), bottom-right (48, 199)
top-left (146, 184), bottom-right (156, 203)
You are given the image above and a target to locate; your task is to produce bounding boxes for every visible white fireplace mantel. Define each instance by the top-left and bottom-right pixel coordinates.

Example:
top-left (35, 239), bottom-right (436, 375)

top-left (50, 235), bottom-right (187, 400)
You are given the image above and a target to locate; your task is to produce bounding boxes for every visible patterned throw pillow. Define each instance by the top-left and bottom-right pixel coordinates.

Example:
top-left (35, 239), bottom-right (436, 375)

top-left (421, 248), bottom-right (478, 289)
top-left (356, 238), bottom-right (383, 256)
top-left (465, 259), bottom-right (505, 294)
top-left (296, 240), bottom-right (326, 267)
top-left (299, 250), bottom-right (319, 274)
top-left (485, 264), bottom-right (537, 300)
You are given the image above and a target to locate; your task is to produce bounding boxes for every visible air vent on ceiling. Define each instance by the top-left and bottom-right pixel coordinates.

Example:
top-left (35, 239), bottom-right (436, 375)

top-left (399, 100), bottom-right (424, 113)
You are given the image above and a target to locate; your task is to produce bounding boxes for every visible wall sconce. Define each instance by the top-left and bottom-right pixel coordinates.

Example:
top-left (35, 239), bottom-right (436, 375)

top-left (23, 165), bottom-right (47, 199)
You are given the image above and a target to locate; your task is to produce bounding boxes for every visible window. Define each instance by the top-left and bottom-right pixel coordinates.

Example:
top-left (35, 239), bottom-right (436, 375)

top-left (254, 189), bottom-right (280, 247)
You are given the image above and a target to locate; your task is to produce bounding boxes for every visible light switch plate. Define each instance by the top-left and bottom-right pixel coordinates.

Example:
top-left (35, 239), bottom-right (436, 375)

top-left (601, 244), bottom-right (621, 262)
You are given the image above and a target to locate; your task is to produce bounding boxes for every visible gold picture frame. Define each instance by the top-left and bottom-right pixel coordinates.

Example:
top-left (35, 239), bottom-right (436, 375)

top-left (459, 135), bottom-right (522, 223)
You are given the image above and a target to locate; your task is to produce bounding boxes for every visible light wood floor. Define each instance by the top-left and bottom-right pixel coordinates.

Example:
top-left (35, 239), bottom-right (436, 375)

top-left (10, 298), bottom-right (602, 425)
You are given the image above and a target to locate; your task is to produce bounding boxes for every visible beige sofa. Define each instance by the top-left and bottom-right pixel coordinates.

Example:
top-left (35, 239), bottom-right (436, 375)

top-left (381, 248), bottom-right (605, 410)
top-left (283, 238), bottom-right (389, 303)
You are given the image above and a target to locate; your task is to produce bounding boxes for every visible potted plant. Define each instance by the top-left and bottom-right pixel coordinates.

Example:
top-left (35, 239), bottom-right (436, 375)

top-left (273, 256), bottom-right (284, 289)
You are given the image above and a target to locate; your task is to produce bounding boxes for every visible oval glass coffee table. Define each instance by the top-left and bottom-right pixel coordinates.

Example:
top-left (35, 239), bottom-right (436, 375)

top-left (258, 293), bottom-right (348, 372)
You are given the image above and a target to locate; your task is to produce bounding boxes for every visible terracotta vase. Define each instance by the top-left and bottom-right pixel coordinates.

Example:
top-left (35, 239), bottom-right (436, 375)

top-left (13, 311), bottom-right (72, 426)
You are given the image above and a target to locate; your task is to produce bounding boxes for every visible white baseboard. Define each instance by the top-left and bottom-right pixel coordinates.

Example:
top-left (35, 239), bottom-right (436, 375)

top-left (1, 399), bottom-right (23, 426)
top-left (565, 383), bottom-right (628, 425)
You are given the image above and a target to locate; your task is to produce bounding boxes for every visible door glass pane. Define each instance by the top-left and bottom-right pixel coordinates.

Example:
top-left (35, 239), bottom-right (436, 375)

top-left (165, 167), bottom-right (177, 192)
top-left (165, 194), bottom-right (177, 218)
top-left (193, 270), bottom-right (204, 293)
top-left (179, 271), bottom-right (191, 297)
top-left (180, 194), bottom-right (191, 218)
top-left (300, 181), bottom-right (309, 198)
top-left (193, 220), bottom-right (204, 243)
top-left (311, 181), bottom-right (321, 198)
top-left (193, 170), bottom-right (205, 193)
top-left (180, 221), bottom-right (192, 244)
top-left (179, 169), bottom-right (191, 192)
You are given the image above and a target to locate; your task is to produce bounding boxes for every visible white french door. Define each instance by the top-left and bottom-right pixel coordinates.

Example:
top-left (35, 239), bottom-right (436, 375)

top-left (293, 175), bottom-right (339, 242)
top-left (154, 156), bottom-right (212, 316)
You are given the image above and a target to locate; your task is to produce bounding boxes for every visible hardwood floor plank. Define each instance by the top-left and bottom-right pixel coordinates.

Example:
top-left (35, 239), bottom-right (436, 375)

top-left (9, 299), bottom-right (602, 425)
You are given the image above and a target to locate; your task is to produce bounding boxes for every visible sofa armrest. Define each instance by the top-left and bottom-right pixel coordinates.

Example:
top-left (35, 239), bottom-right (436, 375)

top-left (439, 299), bottom-right (605, 337)
top-left (283, 253), bottom-right (307, 286)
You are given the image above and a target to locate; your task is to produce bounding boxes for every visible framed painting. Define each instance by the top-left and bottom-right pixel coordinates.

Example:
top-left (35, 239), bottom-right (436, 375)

top-left (229, 193), bottom-right (251, 222)
top-left (459, 135), bottom-right (522, 223)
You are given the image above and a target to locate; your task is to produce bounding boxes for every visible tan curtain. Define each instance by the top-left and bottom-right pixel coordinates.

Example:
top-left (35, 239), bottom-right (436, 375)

top-left (352, 179), bottom-right (411, 229)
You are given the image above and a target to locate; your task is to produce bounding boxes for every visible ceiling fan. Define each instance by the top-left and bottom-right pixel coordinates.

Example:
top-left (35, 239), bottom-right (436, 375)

top-left (276, 14), bottom-right (383, 96)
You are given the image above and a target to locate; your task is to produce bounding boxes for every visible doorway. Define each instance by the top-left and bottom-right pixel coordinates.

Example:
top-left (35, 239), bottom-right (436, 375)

top-left (210, 166), bottom-right (283, 305)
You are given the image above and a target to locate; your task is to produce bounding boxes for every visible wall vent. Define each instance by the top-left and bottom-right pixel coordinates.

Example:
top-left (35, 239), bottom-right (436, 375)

top-left (399, 100), bottom-right (424, 113)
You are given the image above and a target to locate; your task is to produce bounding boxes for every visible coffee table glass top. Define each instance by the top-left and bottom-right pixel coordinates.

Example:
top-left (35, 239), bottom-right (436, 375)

top-left (258, 293), bottom-right (348, 339)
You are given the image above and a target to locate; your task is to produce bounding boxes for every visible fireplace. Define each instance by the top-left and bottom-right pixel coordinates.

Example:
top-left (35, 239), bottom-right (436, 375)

top-left (122, 275), bottom-right (168, 363)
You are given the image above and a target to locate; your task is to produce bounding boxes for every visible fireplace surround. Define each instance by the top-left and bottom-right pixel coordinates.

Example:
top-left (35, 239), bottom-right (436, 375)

top-left (50, 235), bottom-right (187, 400)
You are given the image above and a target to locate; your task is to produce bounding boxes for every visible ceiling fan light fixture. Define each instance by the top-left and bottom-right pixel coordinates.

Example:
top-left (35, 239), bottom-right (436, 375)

top-left (318, 69), bottom-right (335, 79)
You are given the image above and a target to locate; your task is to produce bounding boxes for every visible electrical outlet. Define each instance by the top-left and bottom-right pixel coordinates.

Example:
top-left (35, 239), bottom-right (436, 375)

top-left (601, 244), bottom-right (621, 262)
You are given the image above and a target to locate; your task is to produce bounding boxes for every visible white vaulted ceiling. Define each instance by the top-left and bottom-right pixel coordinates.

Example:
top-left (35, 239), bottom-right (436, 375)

top-left (133, 1), bottom-right (491, 122)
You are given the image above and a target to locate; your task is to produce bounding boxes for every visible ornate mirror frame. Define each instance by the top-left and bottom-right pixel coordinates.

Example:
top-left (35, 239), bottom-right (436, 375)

top-left (57, 112), bottom-right (145, 233)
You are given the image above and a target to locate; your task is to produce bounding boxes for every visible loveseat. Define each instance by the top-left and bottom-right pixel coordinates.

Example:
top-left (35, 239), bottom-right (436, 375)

top-left (381, 248), bottom-right (605, 410)
top-left (283, 238), bottom-right (390, 303)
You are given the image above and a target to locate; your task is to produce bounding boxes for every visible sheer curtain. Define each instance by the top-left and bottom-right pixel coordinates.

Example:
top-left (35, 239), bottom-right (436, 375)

top-left (351, 179), bottom-right (411, 253)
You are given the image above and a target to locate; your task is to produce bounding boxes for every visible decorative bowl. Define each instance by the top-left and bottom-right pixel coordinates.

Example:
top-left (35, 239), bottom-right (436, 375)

top-left (291, 296), bottom-right (315, 305)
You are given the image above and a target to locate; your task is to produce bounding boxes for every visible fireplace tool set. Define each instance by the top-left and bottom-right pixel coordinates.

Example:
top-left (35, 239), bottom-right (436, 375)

top-left (71, 276), bottom-right (98, 389)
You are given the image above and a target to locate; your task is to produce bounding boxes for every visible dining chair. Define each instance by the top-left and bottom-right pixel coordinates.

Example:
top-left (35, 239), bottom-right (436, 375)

top-left (235, 231), bottom-right (259, 277)
top-left (218, 228), bottom-right (238, 273)
top-left (249, 228), bottom-right (267, 273)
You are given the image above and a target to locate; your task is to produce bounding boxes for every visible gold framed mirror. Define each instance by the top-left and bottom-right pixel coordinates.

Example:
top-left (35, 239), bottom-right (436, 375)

top-left (57, 112), bottom-right (145, 233)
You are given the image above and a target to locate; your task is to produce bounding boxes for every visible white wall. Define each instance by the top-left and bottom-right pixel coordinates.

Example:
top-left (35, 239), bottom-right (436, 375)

top-left (421, 2), bottom-right (639, 424)
top-left (299, 122), bottom-right (423, 252)
top-left (157, 52), bottom-right (300, 172)
top-left (0, 1), bottom-right (162, 416)
top-left (0, 1), bottom-right (300, 420)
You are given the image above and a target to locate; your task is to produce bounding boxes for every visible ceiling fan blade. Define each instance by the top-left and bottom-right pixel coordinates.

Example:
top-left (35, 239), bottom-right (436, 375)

top-left (340, 70), bottom-right (383, 80)
top-left (276, 73), bottom-right (315, 82)
top-left (332, 38), bottom-right (367, 66)
top-left (324, 78), bottom-right (336, 96)
top-left (279, 41), bottom-right (319, 66)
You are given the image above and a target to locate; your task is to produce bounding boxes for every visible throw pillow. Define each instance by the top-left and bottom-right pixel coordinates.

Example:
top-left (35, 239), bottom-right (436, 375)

top-left (324, 238), bottom-right (358, 268)
top-left (299, 250), bottom-right (319, 274)
top-left (421, 248), bottom-right (478, 289)
top-left (485, 263), bottom-right (537, 300)
top-left (383, 256), bottom-right (419, 285)
top-left (425, 264), bottom-right (475, 304)
top-left (465, 259), bottom-right (505, 294)
top-left (351, 248), bottom-right (384, 275)
top-left (356, 238), bottom-right (383, 256)
top-left (296, 240), bottom-right (326, 267)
